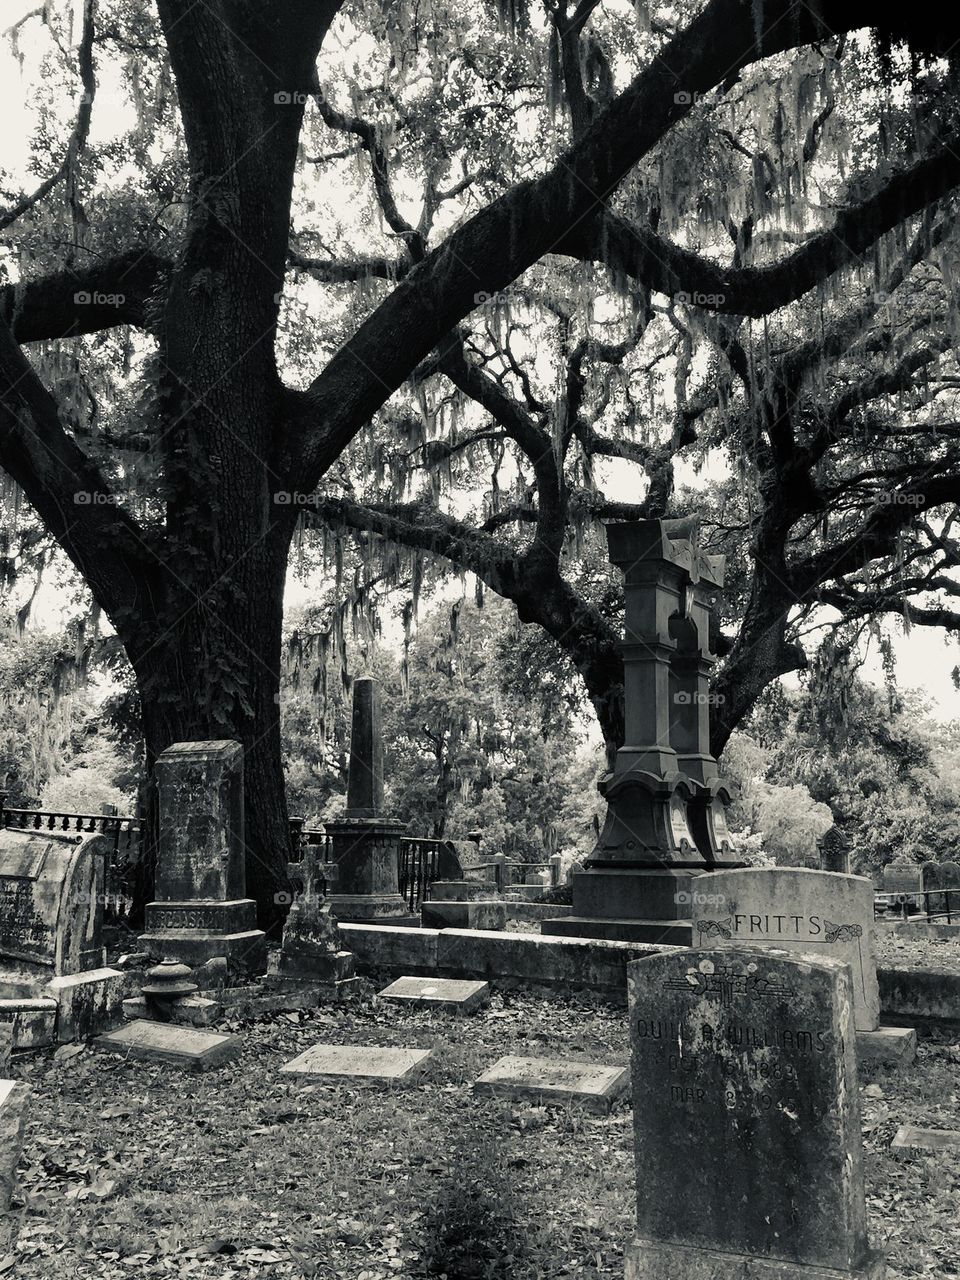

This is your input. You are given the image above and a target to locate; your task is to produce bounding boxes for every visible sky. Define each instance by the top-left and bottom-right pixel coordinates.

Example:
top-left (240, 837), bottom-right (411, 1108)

top-left (4, 2), bottom-right (960, 723)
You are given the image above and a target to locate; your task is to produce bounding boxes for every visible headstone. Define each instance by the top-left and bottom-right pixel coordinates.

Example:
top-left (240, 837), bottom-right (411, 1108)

top-left (0, 1078), bottom-right (29, 1212)
top-left (691, 868), bottom-right (880, 1031)
top-left (882, 862), bottom-right (923, 897)
top-left (473, 1055), bottom-right (629, 1114)
top-left (0, 828), bottom-right (107, 974)
top-left (891, 1124), bottom-right (960, 1154)
top-left (625, 949), bottom-right (884, 1279)
top-left (325, 679), bottom-right (417, 924)
top-left (93, 1018), bottom-right (241, 1070)
top-left (379, 976), bottom-right (490, 1013)
top-left (280, 1042), bottom-right (433, 1083)
top-left (543, 518), bottom-right (741, 946)
top-left (139, 741), bottom-right (266, 974)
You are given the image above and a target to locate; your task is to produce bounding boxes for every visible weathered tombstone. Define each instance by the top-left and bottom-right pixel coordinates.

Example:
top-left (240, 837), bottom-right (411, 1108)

top-left (0, 828), bottom-right (106, 973)
top-left (0, 829), bottom-right (125, 1045)
top-left (139, 741), bottom-right (266, 974)
top-left (626, 948), bottom-right (885, 1279)
top-left (325, 679), bottom-right (418, 924)
top-left (543, 519), bottom-right (740, 945)
top-left (422, 880), bottom-right (506, 930)
top-left (819, 825), bottom-right (851, 874)
top-left (882, 861), bottom-right (923, 898)
top-left (692, 867), bottom-right (914, 1066)
top-left (692, 869), bottom-right (879, 1030)
top-left (0, 1078), bottom-right (28, 1213)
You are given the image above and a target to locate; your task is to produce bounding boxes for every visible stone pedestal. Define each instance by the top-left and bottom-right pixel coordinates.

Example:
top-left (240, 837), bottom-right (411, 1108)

top-left (325, 817), bottom-right (415, 923)
top-left (139, 741), bottom-right (266, 975)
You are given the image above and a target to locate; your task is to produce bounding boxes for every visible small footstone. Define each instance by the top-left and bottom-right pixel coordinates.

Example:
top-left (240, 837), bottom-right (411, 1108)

top-left (280, 1043), bottom-right (433, 1083)
top-left (93, 1019), bottom-right (241, 1071)
top-left (891, 1124), bottom-right (960, 1155)
top-left (379, 976), bottom-right (490, 1013)
top-left (473, 1055), bottom-right (629, 1113)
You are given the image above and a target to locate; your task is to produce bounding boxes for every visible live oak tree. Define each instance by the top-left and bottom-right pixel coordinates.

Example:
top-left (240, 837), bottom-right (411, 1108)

top-left (4, 0), bottom-right (960, 925)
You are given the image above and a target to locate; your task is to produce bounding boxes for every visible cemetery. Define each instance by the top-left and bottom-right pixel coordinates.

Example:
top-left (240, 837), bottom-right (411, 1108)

top-left (5, 2), bottom-right (960, 1276)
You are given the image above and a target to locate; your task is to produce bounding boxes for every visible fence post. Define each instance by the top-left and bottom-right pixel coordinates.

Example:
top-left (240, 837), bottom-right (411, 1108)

top-left (0, 790), bottom-right (6, 827)
top-left (549, 854), bottom-right (561, 888)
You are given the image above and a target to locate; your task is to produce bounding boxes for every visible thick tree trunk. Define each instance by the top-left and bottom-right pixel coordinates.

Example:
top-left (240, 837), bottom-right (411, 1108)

top-left (126, 523), bottom-right (295, 934)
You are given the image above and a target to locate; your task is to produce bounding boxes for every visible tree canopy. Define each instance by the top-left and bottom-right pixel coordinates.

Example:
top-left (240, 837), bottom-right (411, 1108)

top-left (4, 0), bottom-right (960, 921)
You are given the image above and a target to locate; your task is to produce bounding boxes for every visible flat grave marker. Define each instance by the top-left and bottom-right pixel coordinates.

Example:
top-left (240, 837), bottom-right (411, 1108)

top-left (891, 1124), bottom-right (960, 1155)
top-left (280, 1043), bottom-right (433, 1083)
top-left (93, 1019), bottom-right (241, 1071)
top-left (625, 947), bottom-right (884, 1279)
top-left (473, 1055), bottom-right (629, 1113)
top-left (379, 976), bottom-right (490, 1013)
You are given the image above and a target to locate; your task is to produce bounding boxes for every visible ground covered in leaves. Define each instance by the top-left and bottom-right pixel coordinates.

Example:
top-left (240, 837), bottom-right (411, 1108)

top-left (875, 930), bottom-right (960, 976)
top-left (4, 990), bottom-right (960, 1279)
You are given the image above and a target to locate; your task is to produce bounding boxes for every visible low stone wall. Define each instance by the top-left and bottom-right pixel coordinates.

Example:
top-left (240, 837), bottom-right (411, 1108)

top-left (878, 966), bottom-right (960, 1025)
top-left (877, 920), bottom-right (960, 941)
top-left (340, 924), bottom-right (960, 1022)
top-left (340, 924), bottom-right (673, 1000)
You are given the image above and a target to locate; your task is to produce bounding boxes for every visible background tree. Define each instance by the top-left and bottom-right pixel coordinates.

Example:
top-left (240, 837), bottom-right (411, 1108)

top-left (4, 1), bottom-right (960, 926)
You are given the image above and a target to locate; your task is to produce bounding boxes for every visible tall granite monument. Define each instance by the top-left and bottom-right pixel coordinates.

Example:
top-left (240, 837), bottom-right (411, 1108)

top-left (543, 518), bottom-right (739, 944)
top-left (139, 740), bottom-right (266, 974)
top-left (325, 678), bottom-right (417, 924)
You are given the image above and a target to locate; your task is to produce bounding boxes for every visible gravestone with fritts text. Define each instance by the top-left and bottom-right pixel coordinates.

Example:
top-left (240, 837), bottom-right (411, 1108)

top-left (690, 868), bottom-right (916, 1066)
top-left (625, 947), bottom-right (885, 1279)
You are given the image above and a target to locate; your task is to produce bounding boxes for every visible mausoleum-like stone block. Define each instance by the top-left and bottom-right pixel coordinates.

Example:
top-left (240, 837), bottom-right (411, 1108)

top-left (421, 899), bottom-right (507, 931)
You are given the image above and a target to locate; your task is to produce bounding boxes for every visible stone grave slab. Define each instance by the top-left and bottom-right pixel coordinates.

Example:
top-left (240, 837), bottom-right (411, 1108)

top-left (625, 948), bottom-right (884, 1280)
top-left (0, 1079), bottom-right (29, 1212)
top-left (93, 1018), bottom-right (241, 1071)
top-left (379, 976), bottom-right (490, 1013)
top-left (692, 868), bottom-right (880, 1031)
top-left (891, 1124), bottom-right (960, 1154)
top-left (280, 1043), bottom-right (433, 1083)
top-left (473, 1054), bottom-right (629, 1113)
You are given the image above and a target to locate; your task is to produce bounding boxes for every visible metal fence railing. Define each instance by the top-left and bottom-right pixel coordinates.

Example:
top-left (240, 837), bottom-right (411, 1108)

top-left (875, 888), bottom-right (958, 924)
